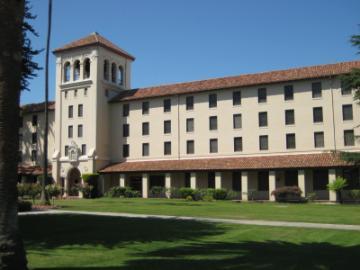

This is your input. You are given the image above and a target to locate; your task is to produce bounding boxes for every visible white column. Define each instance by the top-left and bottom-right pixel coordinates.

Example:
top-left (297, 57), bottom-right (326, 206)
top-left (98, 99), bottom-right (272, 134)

top-left (328, 169), bottom-right (337, 202)
top-left (142, 173), bottom-right (149, 198)
top-left (79, 178), bottom-right (84, 198)
top-left (298, 170), bottom-right (306, 197)
top-left (241, 171), bottom-right (248, 201)
top-left (165, 173), bottom-right (172, 198)
top-left (119, 174), bottom-right (125, 187)
top-left (215, 172), bottom-right (222, 189)
top-left (63, 177), bottom-right (69, 198)
top-left (190, 172), bottom-right (197, 189)
top-left (269, 171), bottom-right (276, 201)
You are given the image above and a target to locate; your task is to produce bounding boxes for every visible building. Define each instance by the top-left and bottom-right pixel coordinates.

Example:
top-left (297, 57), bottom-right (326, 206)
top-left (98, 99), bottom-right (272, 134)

top-left (19, 32), bottom-right (360, 201)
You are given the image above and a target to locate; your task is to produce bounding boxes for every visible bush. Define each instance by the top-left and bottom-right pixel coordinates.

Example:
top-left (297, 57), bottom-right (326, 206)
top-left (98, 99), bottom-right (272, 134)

top-left (106, 186), bottom-right (127, 198)
top-left (124, 188), bottom-right (140, 198)
top-left (167, 187), bottom-right (181, 198)
top-left (271, 186), bottom-right (304, 202)
top-left (37, 175), bottom-right (54, 185)
top-left (306, 192), bottom-right (317, 202)
top-left (80, 184), bottom-right (94, 199)
top-left (213, 189), bottom-right (228, 200)
top-left (18, 200), bottom-right (32, 212)
top-left (227, 190), bottom-right (241, 200)
top-left (45, 184), bottom-right (62, 204)
top-left (185, 195), bottom-right (193, 201)
top-left (202, 195), bottom-right (214, 202)
top-left (179, 188), bottom-right (195, 199)
top-left (349, 189), bottom-right (360, 200)
top-left (149, 186), bottom-right (166, 198)
top-left (327, 177), bottom-right (348, 203)
top-left (28, 183), bottom-right (42, 203)
top-left (82, 173), bottom-right (99, 198)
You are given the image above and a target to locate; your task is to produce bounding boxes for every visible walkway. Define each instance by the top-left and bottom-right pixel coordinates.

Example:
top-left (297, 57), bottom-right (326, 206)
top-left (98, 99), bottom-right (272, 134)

top-left (20, 209), bottom-right (360, 231)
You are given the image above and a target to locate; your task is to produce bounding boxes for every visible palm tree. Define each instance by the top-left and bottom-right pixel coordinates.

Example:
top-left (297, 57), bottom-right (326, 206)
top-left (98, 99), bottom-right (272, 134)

top-left (0, 0), bottom-right (28, 269)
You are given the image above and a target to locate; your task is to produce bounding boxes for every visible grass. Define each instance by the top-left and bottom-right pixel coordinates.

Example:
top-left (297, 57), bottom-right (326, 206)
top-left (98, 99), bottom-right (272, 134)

top-left (51, 197), bottom-right (360, 225)
top-left (21, 213), bottom-right (360, 270)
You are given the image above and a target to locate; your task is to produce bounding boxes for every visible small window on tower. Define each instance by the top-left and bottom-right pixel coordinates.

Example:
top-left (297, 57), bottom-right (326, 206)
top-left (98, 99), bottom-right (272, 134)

top-left (83, 58), bottom-right (90, 79)
top-left (74, 60), bottom-right (80, 81)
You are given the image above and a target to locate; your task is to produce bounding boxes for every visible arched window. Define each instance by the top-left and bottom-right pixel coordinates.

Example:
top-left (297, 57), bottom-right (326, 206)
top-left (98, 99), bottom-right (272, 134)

top-left (118, 66), bottom-right (124, 85)
top-left (73, 60), bottom-right (80, 81)
top-left (111, 63), bottom-right (117, 83)
top-left (103, 60), bottom-right (109, 80)
top-left (64, 62), bottom-right (71, 82)
top-left (83, 58), bottom-right (90, 79)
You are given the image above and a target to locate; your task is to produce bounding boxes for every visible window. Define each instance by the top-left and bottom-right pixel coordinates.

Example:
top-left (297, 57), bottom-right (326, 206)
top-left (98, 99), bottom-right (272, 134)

top-left (142, 122), bottom-right (149, 135)
top-left (341, 82), bottom-right (352, 95)
top-left (32, 132), bottom-right (37, 144)
top-left (64, 146), bottom-right (69, 157)
top-left (123, 104), bottom-right (129, 117)
top-left (187, 140), bottom-right (194, 154)
top-left (123, 144), bottom-right (129, 157)
top-left (78, 125), bottom-right (83, 137)
top-left (142, 101), bottom-right (149, 115)
top-left (186, 118), bottom-right (194, 132)
top-left (64, 62), bottom-right (71, 82)
top-left (163, 99), bottom-right (171, 112)
top-left (284, 85), bottom-right (294, 100)
top-left (83, 58), bottom-right (90, 79)
top-left (313, 170), bottom-right (328, 190)
top-left (164, 141), bottom-right (171, 155)
top-left (258, 88), bottom-right (267, 103)
top-left (31, 150), bottom-right (37, 162)
top-left (209, 138), bottom-right (218, 153)
top-left (64, 91), bottom-right (68, 98)
top-left (258, 171), bottom-right (269, 191)
top-left (73, 60), bottom-right (80, 81)
top-left (78, 104), bottom-right (83, 117)
top-left (258, 112), bottom-right (268, 127)
top-left (342, 104), bottom-right (353, 121)
top-left (103, 60), bottom-right (109, 80)
top-left (233, 114), bottom-right (242, 129)
top-left (185, 173), bottom-right (191, 187)
top-left (259, 135), bottom-right (268, 150)
top-left (123, 124), bottom-right (129, 137)
top-left (81, 144), bottom-right (86, 155)
top-left (314, 132), bottom-right (324, 148)
top-left (142, 143), bottom-right (149, 156)
top-left (164, 120), bottom-right (171, 134)
top-left (74, 89), bottom-right (77, 97)
top-left (285, 109), bottom-right (295, 125)
top-left (118, 66), bottom-right (124, 85)
top-left (186, 96), bottom-right (194, 110)
top-left (232, 172), bottom-right (242, 191)
top-left (84, 88), bottom-right (87, 96)
top-left (209, 93), bottom-right (217, 108)
top-left (208, 172), bottom-right (215, 188)
top-left (313, 107), bottom-right (323, 123)
top-left (233, 91), bottom-right (241, 105)
top-left (68, 126), bottom-right (73, 138)
top-left (234, 137), bottom-right (243, 152)
top-left (344, 130), bottom-right (355, 146)
top-left (111, 63), bottom-right (117, 83)
top-left (209, 116), bottom-right (217, 130)
top-left (312, 82), bottom-right (322, 98)
top-left (286, 133), bottom-right (296, 149)
top-left (32, 115), bottom-right (37, 126)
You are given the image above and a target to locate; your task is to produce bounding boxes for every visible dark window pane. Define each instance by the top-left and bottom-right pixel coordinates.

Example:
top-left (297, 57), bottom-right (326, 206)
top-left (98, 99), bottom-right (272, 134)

top-left (233, 114), bottom-right (242, 129)
top-left (123, 144), bottom-right (129, 157)
top-left (258, 88), bottom-right (267, 103)
top-left (285, 170), bottom-right (298, 186)
top-left (285, 109), bottom-right (295, 125)
top-left (185, 173), bottom-right (191, 187)
top-left (344, 130), bottom-right (355, 146)
top-left (187, 140), bottom-right (194, 154)
top-left (313, 170), bottom-right (328, 190)
top-left (142, 143), bottom-right (149, 156)
top-left (81, 144), bottom-right (86, 155)
top-left (259, 135), bottom-right (268, 150)
top-left (142, 101), bottom-right (149, 115)
top-left (164, 141), bottom-right (171, 155)
top-left (232, 172), bottom-right (242, 191)
top-left (68, 106), bottom-right (73, 118)
top-left (142, 122), bottom-right (149, 135)
top-left (341, 82), bottom-right (352, 95)
top-left (65, 146), bottom-right (69, 157)
top-left (164, 99), bottom-right (171, 112)
top-left (186, 96), bottom-right (194, 110)
top-left (78, 104), bottom-right (83, 117)
top-left (68, 126), bottom-right (73, 138)
top-left (210, 139), bottom-right (218, 153)
top-left (209, 116), bottom-right (218, 130)
top-left (123, 104), bottom-right (129, 117)
top-left (78, 125), bottom-right (83, 137)
top-left (312, 82), bottom-right (322, 98)
top-left (233, 91), bottom-right (241, 105)
top-left (186, 118), bottom-right (194, 132)
top-left (284, 85), bottom-right (294, 100)
top-left (313, 107), bottom-right (323, 123)
top-left (32, 115), bottom-right (38, 126)
top-left (208, 172), bottom-right (215, 188)
top-left (314, 132), bottom-right (324, 148)
top-left (164, 120), bottom-right (171, 134)
top-left (234, 137), bottom-right (243, 152)
top-left (258, 171), bottom-right (269, 191)
top-left (209, 94), bottom-right (217, 108)
top-left (286, 133), bottom-right (296, 149)
top-left (123, 124), bottom-right (129, 137)
top-left (259, 112), bottom-right (268, 127)
top-left (342, 104), bottom-right (353, 121)
top-left (32, 132), bottom-right (37, 144)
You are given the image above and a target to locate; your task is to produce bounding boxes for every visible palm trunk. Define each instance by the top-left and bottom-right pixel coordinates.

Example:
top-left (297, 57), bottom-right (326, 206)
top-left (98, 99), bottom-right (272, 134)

top-left (0, 0), bottom-right (28, 269)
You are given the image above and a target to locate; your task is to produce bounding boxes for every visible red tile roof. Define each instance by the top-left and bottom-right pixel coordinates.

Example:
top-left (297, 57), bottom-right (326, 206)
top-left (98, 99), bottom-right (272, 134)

top-left (53, 32), bottom-right (135, 61)
top-left (100, 153), bottom-right (353, 173)
top-left (18, 165), bottom-right (52, 176)
top-left (111, 60), bottom-right (360, 102)
top-left (21, 101), bottom-right (55, 114)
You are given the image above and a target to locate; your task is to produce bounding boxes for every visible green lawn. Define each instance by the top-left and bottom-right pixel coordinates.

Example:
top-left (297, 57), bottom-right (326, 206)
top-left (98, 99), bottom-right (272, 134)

top-left (52, 198), bottom-right (360, 225)
top-left (21, 213), bottom-right (360, 270)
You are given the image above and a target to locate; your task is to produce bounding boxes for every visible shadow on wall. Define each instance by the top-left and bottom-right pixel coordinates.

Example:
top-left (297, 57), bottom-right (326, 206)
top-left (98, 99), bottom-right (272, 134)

top-left (20, 214), bottom-right (360, 270)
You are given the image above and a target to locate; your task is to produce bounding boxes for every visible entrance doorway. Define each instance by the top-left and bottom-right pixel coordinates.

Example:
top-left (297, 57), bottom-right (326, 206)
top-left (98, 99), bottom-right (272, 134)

top-left (67, 167), bottom-right (81, 196)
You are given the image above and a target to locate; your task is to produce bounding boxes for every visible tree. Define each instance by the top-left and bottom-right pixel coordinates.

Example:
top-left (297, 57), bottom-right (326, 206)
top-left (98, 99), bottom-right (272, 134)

top-left (0, 0), bottom-right (28, 269)
top-left (327, 177), bottom-right (348, 204)
top-left (340, 30), bottom-right (360, 164)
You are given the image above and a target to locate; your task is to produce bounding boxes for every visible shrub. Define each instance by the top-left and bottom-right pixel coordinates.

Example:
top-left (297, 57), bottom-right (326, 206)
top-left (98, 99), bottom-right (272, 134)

top-left (106, 186), bottom-right (127, 198)
top-left (179, 187), bottom-right (195, 199)
top-left (227, 190), bottom-right (241, 200)
top-left (80, 184), bottom-right (94, 199)
top-left (18, 200), bottom-right (32, 212)
top-left (124, 188), bottom-right (140, 198)
top-left (168, 187), bottom-right (181, 198)
top-left (192, 189), bottom-right (202, 201)
top-left (306, 192), bottom-right (317, 202)
top-left (45, 184), bottom-right (62, 204)
top-left (28, 183), bottom-right (42, 203)
top-left (202, 195), bottom-right (214, 202)
top-left (349, 189), bottom-right (360, 200)
top-left (199, 188), bottom-right (215, 198)
top-left (271, 186), bottom-right (303, 202)
top-left (213, 189), bottom-right (228, 200)
top-left (82, 173), bottom-right (99, 198)
top-left (327, 177), bottom-right (348, 203)
top-left (149, 186), bottom-right (166, 198)
top-left (185, 195), bottom-right (193, 201)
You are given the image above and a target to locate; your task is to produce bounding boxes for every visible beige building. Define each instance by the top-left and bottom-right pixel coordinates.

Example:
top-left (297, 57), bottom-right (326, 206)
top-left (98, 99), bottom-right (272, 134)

top-left (19, 33), bottom-right (360, 201)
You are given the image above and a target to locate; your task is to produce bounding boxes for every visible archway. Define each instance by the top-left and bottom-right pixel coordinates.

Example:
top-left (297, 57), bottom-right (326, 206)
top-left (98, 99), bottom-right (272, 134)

top-left (67, 167), bottom-right (81, 196)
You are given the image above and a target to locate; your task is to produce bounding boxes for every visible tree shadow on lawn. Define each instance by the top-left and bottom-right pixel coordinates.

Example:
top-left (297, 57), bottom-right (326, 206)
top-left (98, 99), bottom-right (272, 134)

top-left (20, 214), bottom-right (223, 249)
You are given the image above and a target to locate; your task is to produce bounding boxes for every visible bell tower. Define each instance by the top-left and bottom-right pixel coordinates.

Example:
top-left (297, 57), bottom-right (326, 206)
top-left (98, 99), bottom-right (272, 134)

top-left (51, 32), bottom-right (135, 195)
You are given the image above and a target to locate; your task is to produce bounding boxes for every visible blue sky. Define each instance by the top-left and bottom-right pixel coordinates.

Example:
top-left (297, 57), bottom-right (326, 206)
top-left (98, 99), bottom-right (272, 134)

top-left (22, 0), bottom-right (360, 104)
